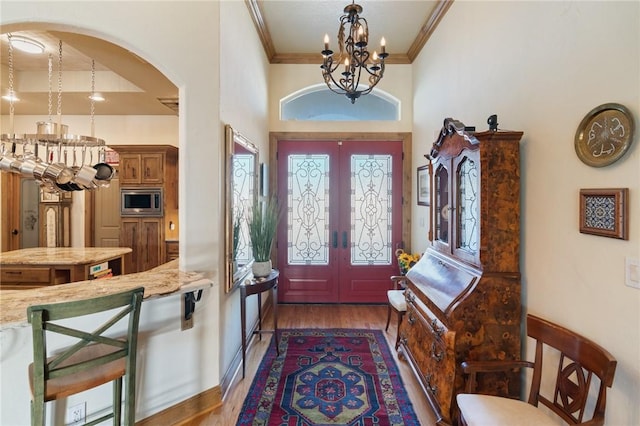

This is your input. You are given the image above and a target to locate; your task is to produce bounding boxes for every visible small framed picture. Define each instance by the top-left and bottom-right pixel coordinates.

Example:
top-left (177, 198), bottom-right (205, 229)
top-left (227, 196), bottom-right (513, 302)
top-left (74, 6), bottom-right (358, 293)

top-left (579, 188), bottom-right (628, 240)
top-left (40, 190), bottom-right (60, 203)
top-left (417, 165), bottom-right (431, 206)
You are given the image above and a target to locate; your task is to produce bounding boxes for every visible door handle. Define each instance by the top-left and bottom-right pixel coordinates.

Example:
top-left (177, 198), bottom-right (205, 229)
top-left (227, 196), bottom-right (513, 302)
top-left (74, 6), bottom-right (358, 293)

top-left (342, 231), bottom-right (348, 249)
top-left (332, 231), bottom-right (338, 248)
top-left (11, 229), bottom-right (19, 235)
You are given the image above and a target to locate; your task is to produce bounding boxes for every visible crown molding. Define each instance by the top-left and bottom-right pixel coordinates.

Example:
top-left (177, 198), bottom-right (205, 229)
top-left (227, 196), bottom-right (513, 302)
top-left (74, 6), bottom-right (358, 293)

top-left (246, 0), bottom-right (453, 65)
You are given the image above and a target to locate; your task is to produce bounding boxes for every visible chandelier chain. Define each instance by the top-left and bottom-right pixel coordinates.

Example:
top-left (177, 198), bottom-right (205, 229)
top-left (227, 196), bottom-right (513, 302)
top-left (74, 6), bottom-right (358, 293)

top-left (321, 2), bottom-right (388, 104)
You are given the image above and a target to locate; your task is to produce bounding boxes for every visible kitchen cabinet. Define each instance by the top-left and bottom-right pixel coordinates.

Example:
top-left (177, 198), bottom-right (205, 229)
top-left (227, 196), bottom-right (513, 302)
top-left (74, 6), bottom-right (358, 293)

top-left (119, 152), bottom-right (164, 185)
top-left (113, 145), bottom-right (179, 272)
top-left (400, 119), bottom-right (523, 425)
top-left (121, 218), bottom-right (163, 273)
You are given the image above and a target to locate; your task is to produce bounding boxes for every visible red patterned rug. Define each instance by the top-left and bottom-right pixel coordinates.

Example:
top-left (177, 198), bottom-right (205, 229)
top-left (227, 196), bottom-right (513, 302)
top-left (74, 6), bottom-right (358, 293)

top-left (237, 328), bottom-right (419, 425)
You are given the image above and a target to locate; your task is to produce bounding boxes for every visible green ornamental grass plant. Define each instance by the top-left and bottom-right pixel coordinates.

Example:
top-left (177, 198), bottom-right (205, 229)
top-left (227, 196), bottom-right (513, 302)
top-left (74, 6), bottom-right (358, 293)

top-left (248, 197), bottom-right (279, 262)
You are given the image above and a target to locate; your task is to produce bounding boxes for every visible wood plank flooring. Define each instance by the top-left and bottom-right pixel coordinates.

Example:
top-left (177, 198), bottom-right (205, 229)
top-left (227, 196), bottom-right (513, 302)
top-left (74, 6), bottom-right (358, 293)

top-left (189, 304), bottom-right (437, 425)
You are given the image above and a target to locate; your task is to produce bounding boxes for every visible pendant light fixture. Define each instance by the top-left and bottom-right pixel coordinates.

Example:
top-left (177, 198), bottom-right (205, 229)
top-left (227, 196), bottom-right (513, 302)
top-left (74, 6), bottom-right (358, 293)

top-left (321, 1), bottom-right (389, 104)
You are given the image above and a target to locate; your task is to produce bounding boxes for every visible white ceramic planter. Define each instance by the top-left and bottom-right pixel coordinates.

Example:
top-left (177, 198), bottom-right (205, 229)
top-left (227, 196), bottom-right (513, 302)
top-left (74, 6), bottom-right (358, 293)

top-left (252, 260), bottom-right (272, 278)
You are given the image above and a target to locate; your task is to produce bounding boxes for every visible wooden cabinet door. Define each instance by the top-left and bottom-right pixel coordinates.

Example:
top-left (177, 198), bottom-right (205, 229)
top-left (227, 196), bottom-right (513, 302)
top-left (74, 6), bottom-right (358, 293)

top-left (120, 153), bottom-right (164, 186)
top-left (120, 218), bottom-right (140, 273)
top-left (140, 154), bottom-right (164, 184)
top-left (119, 154), bottom-right (142, 185)
top-left (120, 218), bottom-right (162, 273)
top-left (139, 218), bottom-right (162, 271)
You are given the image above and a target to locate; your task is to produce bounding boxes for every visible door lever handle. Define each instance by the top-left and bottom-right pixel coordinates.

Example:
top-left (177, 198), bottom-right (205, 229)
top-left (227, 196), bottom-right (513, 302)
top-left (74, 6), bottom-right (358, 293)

top-left (332, 231), bottom-right (338, 248)
top-left (342, 231), bottom-right (348, 249)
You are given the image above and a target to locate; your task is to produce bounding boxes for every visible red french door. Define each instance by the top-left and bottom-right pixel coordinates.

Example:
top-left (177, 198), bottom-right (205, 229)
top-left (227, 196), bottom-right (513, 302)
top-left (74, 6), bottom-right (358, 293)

top-left (276, 139), bottom-right (403, 303)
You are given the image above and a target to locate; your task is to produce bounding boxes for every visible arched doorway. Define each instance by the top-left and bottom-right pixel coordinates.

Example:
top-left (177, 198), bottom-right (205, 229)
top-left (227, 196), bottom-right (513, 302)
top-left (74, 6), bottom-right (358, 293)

top-left (0, 29), bottom-right (178, 251)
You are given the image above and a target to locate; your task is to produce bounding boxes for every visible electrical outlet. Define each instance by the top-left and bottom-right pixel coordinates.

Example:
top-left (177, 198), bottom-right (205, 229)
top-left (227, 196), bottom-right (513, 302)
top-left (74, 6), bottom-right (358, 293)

top-left (67, 402), bottom-right (86, 425)
top-left (626, 257), bottom-right (640, 289)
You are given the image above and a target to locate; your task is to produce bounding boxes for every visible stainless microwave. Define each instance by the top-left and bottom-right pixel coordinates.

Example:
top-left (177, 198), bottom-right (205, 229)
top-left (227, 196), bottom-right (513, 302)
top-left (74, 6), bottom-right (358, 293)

top-left (121, 188), bottom-right (163, 217)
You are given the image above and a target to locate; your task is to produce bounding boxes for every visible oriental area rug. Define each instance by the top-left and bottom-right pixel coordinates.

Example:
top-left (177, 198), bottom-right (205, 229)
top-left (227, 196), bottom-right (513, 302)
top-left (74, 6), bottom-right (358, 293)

top-left (236, 328), bottom-right (419, 426)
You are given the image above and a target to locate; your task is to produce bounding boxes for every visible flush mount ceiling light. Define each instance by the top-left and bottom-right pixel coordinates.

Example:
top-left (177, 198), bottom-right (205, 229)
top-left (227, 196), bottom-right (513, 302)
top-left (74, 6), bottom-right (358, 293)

top-left (320, 1), bottom-right (389, 104)
top-left (2, 93), bottom-right (19, 102)
top-left (9, 34), bottom-right (45, 54)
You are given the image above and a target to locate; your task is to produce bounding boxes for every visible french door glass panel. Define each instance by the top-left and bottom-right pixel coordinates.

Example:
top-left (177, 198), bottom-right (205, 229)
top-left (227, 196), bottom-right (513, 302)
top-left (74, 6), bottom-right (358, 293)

top-left (351, 154), bottom-right (393, 265)
top-left (287, 154), bottom-right (330, 265)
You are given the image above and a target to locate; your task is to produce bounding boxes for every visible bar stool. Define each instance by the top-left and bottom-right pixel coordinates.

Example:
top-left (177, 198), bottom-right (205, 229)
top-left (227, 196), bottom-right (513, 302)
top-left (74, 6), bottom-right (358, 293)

top-left (27, 287), bottom-right (144, 426)
top-left (385, 275), bottom-right (408, 350)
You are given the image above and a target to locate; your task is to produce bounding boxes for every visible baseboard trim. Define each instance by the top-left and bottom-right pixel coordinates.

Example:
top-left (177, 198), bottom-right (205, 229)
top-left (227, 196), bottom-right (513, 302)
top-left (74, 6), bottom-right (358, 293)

top-left (136, 386), bottom-right (222, 426)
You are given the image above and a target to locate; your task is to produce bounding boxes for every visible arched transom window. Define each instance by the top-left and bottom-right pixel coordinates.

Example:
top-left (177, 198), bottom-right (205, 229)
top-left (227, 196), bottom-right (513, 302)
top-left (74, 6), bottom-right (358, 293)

top-left (280, 84), bottom-right (400, 121)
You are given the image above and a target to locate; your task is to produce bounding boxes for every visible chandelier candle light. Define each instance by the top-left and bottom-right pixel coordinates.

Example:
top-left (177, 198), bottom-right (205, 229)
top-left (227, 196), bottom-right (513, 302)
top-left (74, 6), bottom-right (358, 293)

top-left (321, 1), bottom-right (389, 104)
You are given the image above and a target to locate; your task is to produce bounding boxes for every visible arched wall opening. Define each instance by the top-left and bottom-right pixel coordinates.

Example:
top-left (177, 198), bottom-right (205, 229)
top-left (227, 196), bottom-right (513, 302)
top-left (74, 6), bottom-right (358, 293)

top-left (0, 24), bottom-right (180, 248)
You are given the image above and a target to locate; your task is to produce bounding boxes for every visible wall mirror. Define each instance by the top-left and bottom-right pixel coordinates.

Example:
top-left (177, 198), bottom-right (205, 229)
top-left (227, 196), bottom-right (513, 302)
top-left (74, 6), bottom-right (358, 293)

top-left (225, 124), bottom-right (259, 292)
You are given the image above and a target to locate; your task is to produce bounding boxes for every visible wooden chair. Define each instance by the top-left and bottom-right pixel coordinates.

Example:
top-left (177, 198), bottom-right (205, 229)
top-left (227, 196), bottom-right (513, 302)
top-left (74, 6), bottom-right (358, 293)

top-left (27, 287), bottom-right (144, 426)
top-left (385, 275), bottom-right (407, 350)
top-left (457, 314), bottom-right (617, 426)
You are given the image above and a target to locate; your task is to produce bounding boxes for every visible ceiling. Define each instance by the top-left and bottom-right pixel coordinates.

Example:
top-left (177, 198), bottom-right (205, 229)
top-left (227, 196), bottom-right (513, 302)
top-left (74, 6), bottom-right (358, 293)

top-left (0, 0), bottom-right (449, 116)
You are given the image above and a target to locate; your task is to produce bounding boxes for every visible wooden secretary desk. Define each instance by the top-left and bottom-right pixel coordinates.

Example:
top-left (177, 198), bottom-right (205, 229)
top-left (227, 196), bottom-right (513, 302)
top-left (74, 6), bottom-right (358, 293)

top-left (400, 118), bottom-right (523, 425)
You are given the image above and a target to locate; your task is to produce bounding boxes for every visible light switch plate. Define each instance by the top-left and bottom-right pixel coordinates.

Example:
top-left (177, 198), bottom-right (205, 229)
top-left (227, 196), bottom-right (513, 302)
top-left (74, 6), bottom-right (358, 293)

top-left (625, 257), bottom-right (640, 289)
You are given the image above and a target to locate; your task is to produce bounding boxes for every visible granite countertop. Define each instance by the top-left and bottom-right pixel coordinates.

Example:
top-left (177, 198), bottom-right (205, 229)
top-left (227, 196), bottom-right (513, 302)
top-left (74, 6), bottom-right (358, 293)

top-left (0, 247), bottom-right (132, 265)
top-left (0, 259), bottom-right (212, 328)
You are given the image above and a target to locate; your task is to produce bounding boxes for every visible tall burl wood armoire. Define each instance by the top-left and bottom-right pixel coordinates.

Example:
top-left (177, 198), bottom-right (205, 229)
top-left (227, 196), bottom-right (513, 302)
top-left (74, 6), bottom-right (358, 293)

top-left (401, 118), bottom-right (523, 425)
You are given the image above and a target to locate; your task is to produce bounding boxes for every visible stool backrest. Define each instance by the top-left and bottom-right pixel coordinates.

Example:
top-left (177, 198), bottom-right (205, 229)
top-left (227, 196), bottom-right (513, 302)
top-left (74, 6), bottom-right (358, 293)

top-left (28, 287), bottom-right (144, 404)
top-left (526, 314), bottom-right (617, 425)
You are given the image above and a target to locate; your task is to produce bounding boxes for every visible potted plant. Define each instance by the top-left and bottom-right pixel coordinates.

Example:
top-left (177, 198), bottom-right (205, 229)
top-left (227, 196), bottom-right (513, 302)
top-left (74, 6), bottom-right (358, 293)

top-left (247, 196), bottom-right (279, 277)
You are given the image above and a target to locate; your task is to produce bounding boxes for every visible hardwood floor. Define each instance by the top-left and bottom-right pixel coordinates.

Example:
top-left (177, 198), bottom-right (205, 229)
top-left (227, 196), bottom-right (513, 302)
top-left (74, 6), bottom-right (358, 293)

top-left (189, 304), bottom-right (437, 425)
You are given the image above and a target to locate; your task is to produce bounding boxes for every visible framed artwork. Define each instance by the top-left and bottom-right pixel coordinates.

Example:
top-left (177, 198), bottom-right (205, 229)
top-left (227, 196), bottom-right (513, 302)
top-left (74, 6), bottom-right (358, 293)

top-left (417, 165), bottom-right (430, 206)
top-left (40, 189), bottom-right (72, 203)
top-left (40, 191), bottom-right (60, 203)
top-left (579, 188), bottom-right (628, 240)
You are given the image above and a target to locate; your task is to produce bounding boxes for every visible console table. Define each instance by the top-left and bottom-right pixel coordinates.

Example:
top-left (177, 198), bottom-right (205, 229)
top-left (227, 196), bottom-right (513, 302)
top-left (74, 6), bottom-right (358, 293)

top-left (240, 269), bottom-right (279, 378)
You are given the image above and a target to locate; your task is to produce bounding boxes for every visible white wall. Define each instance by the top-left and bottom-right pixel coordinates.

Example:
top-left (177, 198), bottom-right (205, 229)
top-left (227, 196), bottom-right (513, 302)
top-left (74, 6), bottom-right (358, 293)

top-left (412, 2), bottom-right (639, 425)
top-left (218, 0), bottom-right (270, 384)
top-left (1, 1), bottom-right (223, 424)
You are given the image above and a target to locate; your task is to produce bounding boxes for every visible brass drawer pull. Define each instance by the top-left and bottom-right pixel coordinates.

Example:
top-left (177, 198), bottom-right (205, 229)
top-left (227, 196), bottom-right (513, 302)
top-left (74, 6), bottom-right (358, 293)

top-left (407, 312), bottom-right (416, 325)
top-left (430, 318), bottom-right (444, 337)
top-left (430, 342), bottom-right (443, 362)
top-left (425, 374), bottom-right (438, 394)
top-left (406, 291), bottom-right (416, 303)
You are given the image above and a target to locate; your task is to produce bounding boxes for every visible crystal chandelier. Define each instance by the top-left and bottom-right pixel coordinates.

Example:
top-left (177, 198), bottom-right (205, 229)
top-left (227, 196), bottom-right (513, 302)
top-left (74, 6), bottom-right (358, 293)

top-left (321, 1), bottom-right (389, 104)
